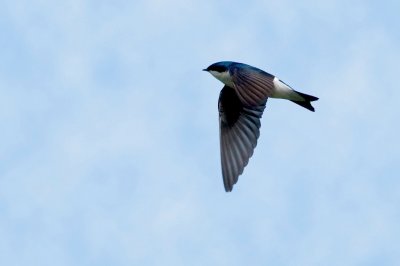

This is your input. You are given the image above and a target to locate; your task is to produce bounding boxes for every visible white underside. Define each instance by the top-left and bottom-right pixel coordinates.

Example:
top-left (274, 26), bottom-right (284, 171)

top-left (209, 70), bottom-right (235, 88)
top-left (271, 77), bottom-right (303, 101)
top-left (210, 71), bottom-right (304, 102)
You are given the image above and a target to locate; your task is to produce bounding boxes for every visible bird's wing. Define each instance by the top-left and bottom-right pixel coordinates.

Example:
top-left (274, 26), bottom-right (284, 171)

top-left (218, 86), bottom-right (266, 192)
top-left (230, 66), bottom-right (275, 106)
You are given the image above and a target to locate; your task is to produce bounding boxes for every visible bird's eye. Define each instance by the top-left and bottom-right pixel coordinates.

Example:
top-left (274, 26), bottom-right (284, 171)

top-left (216, 66), bottom-right (227, 72)
top-left (209, 65), bottom-right (227, 72)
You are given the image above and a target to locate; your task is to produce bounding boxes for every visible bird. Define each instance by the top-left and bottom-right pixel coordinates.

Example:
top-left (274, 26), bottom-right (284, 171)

top-left (203, 61), bottom-right (318, 192)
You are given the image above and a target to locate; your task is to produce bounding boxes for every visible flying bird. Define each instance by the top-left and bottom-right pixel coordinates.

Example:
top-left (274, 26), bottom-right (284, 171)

top-left (203, 61), bottom-right (318, 192)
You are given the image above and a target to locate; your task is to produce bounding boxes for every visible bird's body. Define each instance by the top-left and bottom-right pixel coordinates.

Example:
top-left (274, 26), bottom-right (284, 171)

top-left (204, 61), bottom-right (318, 192)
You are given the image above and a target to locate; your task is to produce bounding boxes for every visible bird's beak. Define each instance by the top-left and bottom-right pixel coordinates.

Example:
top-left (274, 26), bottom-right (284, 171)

top-left (202, 69), bottom-right (208, 72)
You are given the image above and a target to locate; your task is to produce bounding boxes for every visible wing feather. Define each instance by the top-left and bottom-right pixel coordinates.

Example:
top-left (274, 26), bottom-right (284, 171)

top-left (218, 86), bottom-right (266, 191)
top-left (230, 65), bottom-right (275, 106)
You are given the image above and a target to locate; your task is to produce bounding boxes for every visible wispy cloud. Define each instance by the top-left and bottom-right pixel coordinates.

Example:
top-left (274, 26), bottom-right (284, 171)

top-left (0, 0), bottom-right (399, 265)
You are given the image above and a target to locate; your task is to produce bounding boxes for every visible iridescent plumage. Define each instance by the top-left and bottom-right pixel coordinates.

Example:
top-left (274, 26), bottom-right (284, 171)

top-left (204, 61), bottom-right (318, 192)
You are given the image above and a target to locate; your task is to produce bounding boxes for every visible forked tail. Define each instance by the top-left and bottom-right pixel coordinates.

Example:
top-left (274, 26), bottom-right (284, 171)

top-left (290, 90), bottom-right (319, 112)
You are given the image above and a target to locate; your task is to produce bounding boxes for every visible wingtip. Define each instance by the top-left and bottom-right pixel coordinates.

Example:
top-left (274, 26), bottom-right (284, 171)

top-left (223, 175), bottom-right (234, 192)
top-left (224, 186), bottom-right (233, 192)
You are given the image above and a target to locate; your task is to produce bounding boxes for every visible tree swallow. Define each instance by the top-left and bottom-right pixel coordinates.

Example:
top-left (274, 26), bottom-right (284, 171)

top-left (203, 61), bottom-right (318, 192)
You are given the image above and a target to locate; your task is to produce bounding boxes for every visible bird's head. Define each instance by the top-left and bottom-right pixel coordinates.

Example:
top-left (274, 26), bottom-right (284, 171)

top-left (203, 61), bottom-right (233, 86)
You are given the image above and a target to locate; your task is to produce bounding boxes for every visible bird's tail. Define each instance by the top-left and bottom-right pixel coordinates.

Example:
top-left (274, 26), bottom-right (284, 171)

top-left (290, 90), bottom-right (319, 112)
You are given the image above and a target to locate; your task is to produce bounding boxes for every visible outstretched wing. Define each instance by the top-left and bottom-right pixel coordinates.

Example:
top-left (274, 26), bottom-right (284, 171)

top-left (230, 64), bottom-right (275, 106)
top-left (218, 86), bottom-right (266, 192)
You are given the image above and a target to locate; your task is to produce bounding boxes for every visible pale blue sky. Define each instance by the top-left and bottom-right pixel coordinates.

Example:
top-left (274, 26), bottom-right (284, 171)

top-left (1, 0), bottom-right (399, 265)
